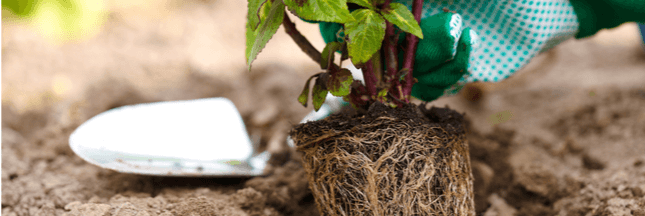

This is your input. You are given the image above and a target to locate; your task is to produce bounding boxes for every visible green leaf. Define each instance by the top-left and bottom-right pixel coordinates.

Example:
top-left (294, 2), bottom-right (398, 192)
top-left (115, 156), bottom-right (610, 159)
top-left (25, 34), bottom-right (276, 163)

top-left (297, 72), bottom-right (324, 107)
top-left (321, 42), bottom-right (342, 69)
top-left (381, 3), bottom-right (423, 38)
top-left (246, 0), bottom-right (285, 70)
top-left (248, 0), bottom-right (269, 31)
top-left (343, 80), bottom-right (370, 110)
top-left (298, 74), bottom-right (319, 107)
top-left (284, 0), bottom-right (353, 23)
top-left (345, 9), bottom-right (386, 65)
top-left (312, 74), bottom-right (329, 111)
top-left (327, 69), bottom-right (354, 96)
top-left (347, 0), bottom-right (373, 9)
top-left (376, 88), bottom-right (397, 108)
top-left (377, 88), bottom-right (388, 99)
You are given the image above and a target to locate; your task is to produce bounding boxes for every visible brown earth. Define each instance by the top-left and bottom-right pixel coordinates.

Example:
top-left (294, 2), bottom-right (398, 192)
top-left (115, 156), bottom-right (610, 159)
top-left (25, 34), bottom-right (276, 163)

top-left (3, 0), bottom-right (645, 215)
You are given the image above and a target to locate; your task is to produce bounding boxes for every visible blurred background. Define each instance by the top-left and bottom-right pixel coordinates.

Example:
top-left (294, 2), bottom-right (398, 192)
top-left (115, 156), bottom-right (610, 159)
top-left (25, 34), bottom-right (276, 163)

top-left (2, 0), bottom-right (329, 115)
top-left (2, 0), bottom-right (644, 117)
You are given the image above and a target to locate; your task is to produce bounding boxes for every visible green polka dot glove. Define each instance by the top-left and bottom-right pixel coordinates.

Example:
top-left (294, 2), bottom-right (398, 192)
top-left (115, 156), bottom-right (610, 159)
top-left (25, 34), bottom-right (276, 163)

top-left (318, 0), bottom-right (645, 101)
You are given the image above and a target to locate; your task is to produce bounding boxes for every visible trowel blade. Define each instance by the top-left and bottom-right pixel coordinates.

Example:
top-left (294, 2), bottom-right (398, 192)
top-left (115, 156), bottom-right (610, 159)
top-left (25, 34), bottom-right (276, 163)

top-left (69, 98), bottom-right (269, 177)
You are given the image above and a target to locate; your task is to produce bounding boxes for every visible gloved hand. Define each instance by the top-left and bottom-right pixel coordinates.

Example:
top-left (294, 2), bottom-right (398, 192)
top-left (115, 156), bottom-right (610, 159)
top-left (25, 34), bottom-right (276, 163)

top-left (319, 0), bottom-right (645, 101)
top-left (570, 0), bottom-right (645, 38)
top-left (321, 12), bottom-right (478, 101)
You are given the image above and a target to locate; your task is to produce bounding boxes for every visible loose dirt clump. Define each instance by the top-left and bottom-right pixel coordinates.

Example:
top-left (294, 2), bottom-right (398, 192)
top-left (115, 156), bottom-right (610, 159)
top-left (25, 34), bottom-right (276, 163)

top-left (245, 157), bottom-right (318, 216)
top-left (463, 87), bottom-right (645, 215)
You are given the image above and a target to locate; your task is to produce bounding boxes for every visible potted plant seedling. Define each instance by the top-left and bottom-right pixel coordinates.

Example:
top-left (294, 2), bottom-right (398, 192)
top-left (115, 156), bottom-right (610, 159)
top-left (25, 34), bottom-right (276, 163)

top-left (246, 0), bottom-right (474, 215)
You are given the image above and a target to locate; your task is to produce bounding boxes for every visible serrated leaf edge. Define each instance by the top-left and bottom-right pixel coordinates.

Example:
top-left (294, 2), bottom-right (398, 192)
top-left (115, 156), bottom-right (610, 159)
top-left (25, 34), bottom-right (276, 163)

top-left (347, 0), bottom-right (373, 9)
top-left (346, 9), bottom-right (386, 65)
top-left (381, 3), bottom-right (423, 39)
top-left (246, 0), bottom-right (285, 70)
top-left (284, 0), bottom-right (354, 23)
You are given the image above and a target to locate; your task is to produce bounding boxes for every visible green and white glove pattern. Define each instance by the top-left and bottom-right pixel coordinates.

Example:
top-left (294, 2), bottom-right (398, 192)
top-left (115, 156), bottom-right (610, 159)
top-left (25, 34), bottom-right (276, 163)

top-left (409, 13), bottom-right (478, 101)
top-left (319, 0), bottom-right (581, 100)
top-left (403, 0), bottom-right (581, 95)
top-left (303, 0), bottom-right (645, 121)
top-left (306, 0), bottom-right (645, 121)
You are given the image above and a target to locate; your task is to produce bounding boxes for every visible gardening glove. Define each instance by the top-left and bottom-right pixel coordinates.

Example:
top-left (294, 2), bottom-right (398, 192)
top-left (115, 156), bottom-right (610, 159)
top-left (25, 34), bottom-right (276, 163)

top-left (569, 0), bottom-right (645, 38)
top-left (320, 12), bottom-right (478, 101)
top-left (319, 0), bottom-right (645, 101)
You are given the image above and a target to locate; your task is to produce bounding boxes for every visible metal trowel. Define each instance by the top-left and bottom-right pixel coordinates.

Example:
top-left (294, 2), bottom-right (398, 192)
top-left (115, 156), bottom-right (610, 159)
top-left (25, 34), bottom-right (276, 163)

top-left (69, 98), bottom-right (267, 176)
top-left (69, 96), bottom-right (346, 177)
top-left (69, 65), bottom-right (359, 177)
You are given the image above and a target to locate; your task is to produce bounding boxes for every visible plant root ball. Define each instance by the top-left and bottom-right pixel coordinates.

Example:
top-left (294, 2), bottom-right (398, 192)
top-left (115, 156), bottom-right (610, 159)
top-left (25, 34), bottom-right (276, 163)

top-left (290, 103), bottom-right (475, 216)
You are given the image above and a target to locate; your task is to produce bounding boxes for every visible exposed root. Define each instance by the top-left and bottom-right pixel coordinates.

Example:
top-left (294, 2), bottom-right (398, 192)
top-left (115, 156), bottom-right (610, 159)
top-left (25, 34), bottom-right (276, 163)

top-left (291, 104), bottom-right (475, 215)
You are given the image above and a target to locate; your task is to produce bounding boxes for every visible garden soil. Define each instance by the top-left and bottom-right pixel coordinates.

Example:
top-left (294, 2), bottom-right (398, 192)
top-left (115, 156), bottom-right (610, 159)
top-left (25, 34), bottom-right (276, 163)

top-left (3, 0), bottom-right (645, 215)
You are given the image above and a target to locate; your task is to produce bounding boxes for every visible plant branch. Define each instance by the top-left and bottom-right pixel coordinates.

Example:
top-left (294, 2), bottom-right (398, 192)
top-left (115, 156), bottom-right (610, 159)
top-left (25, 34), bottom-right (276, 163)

top-left (401, 0), bottom-right (423, 101)
top-left (384, 22), bottom-right (398, 82)
top-left (362, 60), bottom-right (377, 97)
top-left (282, 12), bottom-right (339, 70)
top-left (381, 0), bottom-right (404, 105)
top-left (371, 50), bottom-right (383, 87)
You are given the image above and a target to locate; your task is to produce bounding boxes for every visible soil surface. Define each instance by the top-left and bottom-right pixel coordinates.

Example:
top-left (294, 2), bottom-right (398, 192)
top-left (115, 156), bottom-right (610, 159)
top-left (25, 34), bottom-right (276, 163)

top-left (293, 103), bottom-right (465, 137)
top-left (3, 0), bottom-right (645, 215)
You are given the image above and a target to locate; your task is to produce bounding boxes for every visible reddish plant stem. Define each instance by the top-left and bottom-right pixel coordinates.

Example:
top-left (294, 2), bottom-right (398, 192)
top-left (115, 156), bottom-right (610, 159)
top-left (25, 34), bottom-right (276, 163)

top-left (384, 22), bottom-right (404, 102)
top-left (282, 12), bottom-right (339, 70)
top-left (381, 0), bottom-right (404, 104)
top-left (384, 22), bottom-right (398, 82)
top-left (382, 0), bottom-right (397, 83)
top-left (401, 0), bottom-right (423, 101)
top-left (371, 50), bottom-right (383, 87)
top-left (362, 60), bottom-right (377, 97)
